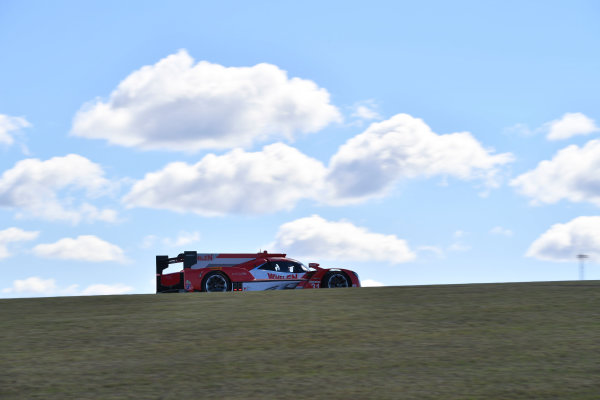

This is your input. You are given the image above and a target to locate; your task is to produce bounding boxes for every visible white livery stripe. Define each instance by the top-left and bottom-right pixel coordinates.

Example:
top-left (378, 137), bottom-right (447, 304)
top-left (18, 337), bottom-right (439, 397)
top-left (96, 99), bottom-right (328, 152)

top-left (191, 254), bottom-right (255, 269)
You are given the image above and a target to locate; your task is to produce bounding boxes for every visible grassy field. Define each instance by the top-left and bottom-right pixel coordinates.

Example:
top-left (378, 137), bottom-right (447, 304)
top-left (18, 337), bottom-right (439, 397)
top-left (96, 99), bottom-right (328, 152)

top-left (1, 281), bottom-right (599, 399)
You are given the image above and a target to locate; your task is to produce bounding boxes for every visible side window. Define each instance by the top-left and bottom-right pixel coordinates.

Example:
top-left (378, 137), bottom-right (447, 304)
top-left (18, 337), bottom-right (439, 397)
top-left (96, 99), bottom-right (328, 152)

top-left (258, 261), bottom-right (304, 273)
top-left (258, 262), bottom-right (280, 272)
top-left (277, 261), bottom-right (304, 273)
top-left (282, 262), bottom-right (293, 272)
top-left (285, 261), bottom-right (298, 273)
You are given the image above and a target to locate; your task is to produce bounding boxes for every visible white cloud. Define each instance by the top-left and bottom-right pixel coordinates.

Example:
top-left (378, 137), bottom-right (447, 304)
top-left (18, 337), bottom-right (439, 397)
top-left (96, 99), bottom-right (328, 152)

top-left (33, 235), bottom-right (125, 262)
top-left (361, 279), bottom-right (384, 287)
top-left (80, 283), bottom-right (133, 296)
top-left (448, 242), bottom-right (471, 252)
top-left (526, 216), bottom-right (600, 262)
top-left (123, 143), bottom-right (327, 215)
top-left (71, 50), bottom-right (341, 152)
top-left (490, 226), bottom-right (513, 237)
top-left (2, 276), bottom-right (57, 295)
top-left (511, 139), bottom-right (600, 206)
top-left (0, 114), bottom-right (31, 146)
top-left (545, 112), bottom-right (599, 141)
top-left (141, 235), bottom-right (159, 249)
top-left (2, 277), bottom-right (133, 297)
top-left (0, 154), bottom-right (117, 223)
top-left (416, 245), bottom-right (445, 258)
top-left (122, 115), bottom-right (515, 216)
top-left (448, 230), bottom-right (470, 252)
top-left (353, 105), bottom-right (381, 120)
top-left (268, 214), bottom-right (416, 264)
top-left (326, 114), bottom-right (514, 203)
top-left (453, 230), bottom-right (467, 239)
top-left (505, 112), bottom-right (599, 141)
top-left (351, 100), bottom-right (382, 121)
top-left (0, 227), bottom-right (39, 259)
top-left (163, 231), bottom-right (201, 247)
top-left (503, 122), bottom-right (535, 137)
top-left (142, 231), bottom-right (201, 249)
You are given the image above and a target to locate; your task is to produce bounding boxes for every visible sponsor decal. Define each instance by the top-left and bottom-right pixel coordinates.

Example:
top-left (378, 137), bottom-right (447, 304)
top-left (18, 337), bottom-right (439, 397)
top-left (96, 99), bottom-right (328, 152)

top-left (267, 273), bottom-right (298, 280)
top-left (198, 254), bottom-right (214, 261)
top-left (184, 280), bottom-right (193, 291)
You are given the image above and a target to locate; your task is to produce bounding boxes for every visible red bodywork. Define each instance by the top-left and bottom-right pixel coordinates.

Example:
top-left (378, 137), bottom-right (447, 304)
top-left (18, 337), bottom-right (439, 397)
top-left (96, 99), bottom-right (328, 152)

top-left (156, 251), bottom-right (360, 293)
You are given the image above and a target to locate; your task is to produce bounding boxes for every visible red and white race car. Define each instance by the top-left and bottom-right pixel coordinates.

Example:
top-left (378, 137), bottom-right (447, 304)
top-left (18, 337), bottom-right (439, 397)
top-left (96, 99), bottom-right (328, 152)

top-left (156, 251), bottom-right (360, 293)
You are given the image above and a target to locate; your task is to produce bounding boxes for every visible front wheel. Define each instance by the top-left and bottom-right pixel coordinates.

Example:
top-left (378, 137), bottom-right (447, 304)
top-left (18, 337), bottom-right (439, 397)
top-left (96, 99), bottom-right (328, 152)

top-left (202, 272), bottom-right (231, 292)
top-left (321, 271), bottom-right (350, 288)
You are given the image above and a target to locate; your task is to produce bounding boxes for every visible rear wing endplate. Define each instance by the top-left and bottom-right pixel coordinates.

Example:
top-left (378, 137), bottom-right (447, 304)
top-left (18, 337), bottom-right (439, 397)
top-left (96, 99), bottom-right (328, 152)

top-left (156, 251), bottom-right (198, 275)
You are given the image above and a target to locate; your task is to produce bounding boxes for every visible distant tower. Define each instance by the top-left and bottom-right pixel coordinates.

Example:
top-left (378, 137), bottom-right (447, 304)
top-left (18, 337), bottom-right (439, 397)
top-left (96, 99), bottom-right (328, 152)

top-left (577, 254), bottom-right (589, 281)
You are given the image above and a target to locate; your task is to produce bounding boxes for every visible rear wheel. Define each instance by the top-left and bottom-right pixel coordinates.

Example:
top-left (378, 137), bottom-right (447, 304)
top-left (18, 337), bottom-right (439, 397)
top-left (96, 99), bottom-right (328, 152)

top-left (321, 271), bottom-right (350, 288)
top-left (202, 272), bottom-right (231, 292)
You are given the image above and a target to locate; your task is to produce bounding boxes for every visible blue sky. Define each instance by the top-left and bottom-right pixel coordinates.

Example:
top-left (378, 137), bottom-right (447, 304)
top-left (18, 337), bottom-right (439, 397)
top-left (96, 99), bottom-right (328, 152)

top-left (1, 0), bottom-right (599, 297)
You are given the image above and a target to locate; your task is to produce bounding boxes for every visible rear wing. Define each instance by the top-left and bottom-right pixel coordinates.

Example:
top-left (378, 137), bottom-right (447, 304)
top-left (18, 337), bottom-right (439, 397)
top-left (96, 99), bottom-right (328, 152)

top-left (156, 251), bottom-right (198, 275)
top-left (155, 251), bottom-right (198, 293)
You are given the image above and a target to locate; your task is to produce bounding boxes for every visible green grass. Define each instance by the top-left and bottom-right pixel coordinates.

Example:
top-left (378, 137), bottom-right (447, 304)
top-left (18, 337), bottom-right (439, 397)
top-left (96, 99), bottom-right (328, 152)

top-left (1, 281), bottom-right (599, 399)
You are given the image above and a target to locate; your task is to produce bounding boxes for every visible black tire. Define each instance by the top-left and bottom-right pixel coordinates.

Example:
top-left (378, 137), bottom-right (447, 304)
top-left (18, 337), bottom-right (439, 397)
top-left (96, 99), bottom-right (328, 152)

top-left (202, 272), bottom-right (232, 292)
top-left (321, 271), bottom-right (351, 288)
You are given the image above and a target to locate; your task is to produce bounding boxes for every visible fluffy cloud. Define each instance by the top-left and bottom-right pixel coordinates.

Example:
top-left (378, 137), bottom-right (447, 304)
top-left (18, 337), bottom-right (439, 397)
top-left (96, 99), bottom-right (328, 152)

top-left (326, 114), bottom-right (514, 203)
top-left (0, 227), bottom-right (39, 259)
top-left (545, 112), bottom-right (599, 141)
top-left (33, 235), bottom-right (125, 262)
top-left (142, 231), bottom-right (201, 249)
top-left (505, 112), bottom-right (599, 140)
top-left (123, 115), bottom-right (514, 215)
top-left (448, 242), bottom-right (471, 252)
top-left (526, 216), bottom-right (600, 262)
top-left (162, 231), bottom-right (201, 247)
top-left (416, 245), bottom-right (445, 258)
top-left (351, 100), bottom-right (382, 121)
top-left (0, 114), bottom-right (31, 146)
top-left (71, 50), bottom-right (341, 152)
top-left (268, 214), bottom-right (416, 264)
top-left (0, 154), bottom-right (117, 223)
top-left (80, 283), bottom-right (133, 296)
top-left (2, 276), bottom-right (58, 295)
top-left (353, 105), bottom-right (381, 120)
top-left (361, 279), bottom-right (384, 287)
top-left (123, 143), bottom-right (327, 215)
top-left (511, 140), bottom-right (600, 206)
top-left (1, 277), bottom-right (132, 297)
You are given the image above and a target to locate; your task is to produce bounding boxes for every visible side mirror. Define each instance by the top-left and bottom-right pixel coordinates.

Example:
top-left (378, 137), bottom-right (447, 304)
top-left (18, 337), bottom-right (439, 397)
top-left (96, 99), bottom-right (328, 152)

top-left (309, 263), bottom-right (319, 268)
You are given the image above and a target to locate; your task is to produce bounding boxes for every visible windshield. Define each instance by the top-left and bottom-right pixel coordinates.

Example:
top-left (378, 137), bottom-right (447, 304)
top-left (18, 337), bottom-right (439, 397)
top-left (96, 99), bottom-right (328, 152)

top-left (288, 258), bottom-right (310, 272)
top-left (299, 262), bottom-right (310, 272)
